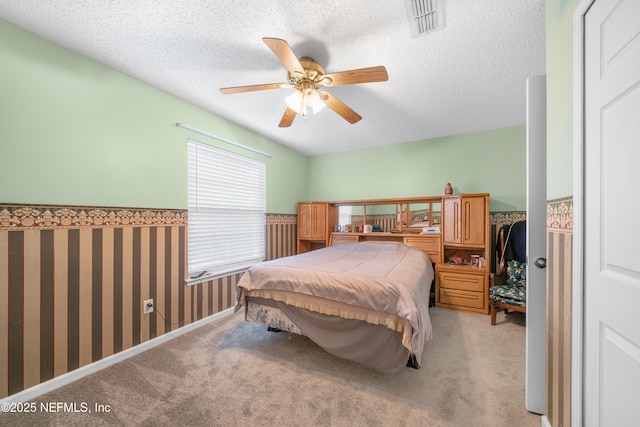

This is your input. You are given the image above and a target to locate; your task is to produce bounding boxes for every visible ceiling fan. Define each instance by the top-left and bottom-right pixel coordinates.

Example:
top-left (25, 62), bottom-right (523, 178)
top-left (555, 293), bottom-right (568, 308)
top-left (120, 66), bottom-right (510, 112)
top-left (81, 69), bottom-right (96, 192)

top-left (219, 37), bottom-right (388, 127)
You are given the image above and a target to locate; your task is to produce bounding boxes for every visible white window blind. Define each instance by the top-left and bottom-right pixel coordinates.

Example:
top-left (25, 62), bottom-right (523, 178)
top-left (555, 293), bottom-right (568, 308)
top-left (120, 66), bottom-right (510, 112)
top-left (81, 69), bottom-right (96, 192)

top-left (187, 139), bottom-right (265, 281)
top-left (339, 205), bottom-right (352, 225)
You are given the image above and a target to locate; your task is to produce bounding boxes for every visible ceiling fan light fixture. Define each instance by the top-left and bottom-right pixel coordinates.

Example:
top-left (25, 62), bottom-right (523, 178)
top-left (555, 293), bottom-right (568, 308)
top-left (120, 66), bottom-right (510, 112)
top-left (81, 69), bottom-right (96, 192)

top-left (220, 37), bottom-right (385, 127)
top-left (307, 89), bottom-right (327, 114)
top-left (285, 89), bottom-right (326, 117)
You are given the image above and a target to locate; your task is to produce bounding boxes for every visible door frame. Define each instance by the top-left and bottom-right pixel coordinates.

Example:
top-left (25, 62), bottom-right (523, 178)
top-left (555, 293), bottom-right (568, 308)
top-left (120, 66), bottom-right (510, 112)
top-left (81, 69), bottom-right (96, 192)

top-left (572, 1), bottom-right (595, 426)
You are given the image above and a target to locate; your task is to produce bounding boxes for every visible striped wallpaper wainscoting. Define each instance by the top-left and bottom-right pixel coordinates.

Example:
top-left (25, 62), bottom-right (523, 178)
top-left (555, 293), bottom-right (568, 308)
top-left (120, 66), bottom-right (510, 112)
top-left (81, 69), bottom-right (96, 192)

top-left (265, 214), bottom-right (297, 260)
top-left (0, 204), bottom-right (242, 399)
top-left (545, 197), bottom-right (573, 427)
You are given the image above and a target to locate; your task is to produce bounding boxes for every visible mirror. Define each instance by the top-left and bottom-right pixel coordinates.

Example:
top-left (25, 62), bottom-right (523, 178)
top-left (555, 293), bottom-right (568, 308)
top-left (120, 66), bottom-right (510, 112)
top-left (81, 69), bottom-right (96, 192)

top-left (398, 202), bottom-right (442, 232)
top-left (367, 204), bottom-right (396, 232)
top-left (334, 199), bottom-right (441, 233)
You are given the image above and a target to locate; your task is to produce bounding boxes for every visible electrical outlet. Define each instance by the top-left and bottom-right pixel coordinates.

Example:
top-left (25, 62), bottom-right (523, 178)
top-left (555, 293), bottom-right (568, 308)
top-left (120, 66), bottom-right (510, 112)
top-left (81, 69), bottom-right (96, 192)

top-left (143, 299), bottom-right (154, 315)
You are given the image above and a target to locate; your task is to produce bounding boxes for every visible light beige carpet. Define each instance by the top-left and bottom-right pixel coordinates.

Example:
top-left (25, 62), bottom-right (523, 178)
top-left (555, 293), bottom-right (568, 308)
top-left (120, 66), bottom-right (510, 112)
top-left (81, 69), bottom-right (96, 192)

top-left (1, 308), bottom-right (541, 427)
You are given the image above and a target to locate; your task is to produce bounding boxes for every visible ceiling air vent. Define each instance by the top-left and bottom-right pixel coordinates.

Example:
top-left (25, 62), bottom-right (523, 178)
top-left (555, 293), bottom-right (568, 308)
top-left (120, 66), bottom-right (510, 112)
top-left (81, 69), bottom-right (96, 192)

top-left (404, 0), bottom-right (445, 37)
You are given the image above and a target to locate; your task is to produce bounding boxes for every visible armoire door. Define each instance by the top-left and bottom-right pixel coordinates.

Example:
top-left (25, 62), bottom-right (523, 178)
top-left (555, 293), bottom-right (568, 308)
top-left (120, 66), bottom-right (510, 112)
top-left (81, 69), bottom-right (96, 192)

top-left (442, 196), bottom-right (460, 244)
top-left (298, 203), bottom-right (312, 239)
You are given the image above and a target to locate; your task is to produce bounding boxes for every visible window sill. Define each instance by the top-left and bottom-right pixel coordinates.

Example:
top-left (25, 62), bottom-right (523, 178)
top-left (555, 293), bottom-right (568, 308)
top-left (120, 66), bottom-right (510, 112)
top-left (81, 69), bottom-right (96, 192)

top-left (184, 266), bottom-right (253, 287)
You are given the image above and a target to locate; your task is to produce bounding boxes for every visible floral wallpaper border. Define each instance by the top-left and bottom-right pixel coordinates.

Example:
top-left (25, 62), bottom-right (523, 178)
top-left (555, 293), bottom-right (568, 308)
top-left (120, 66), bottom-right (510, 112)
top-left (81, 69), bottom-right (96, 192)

top-left (0, 204), bottom-right (187, 230)
top-left (490, 211), bottom-right (527, 224)
top-left (547, 196), bottom-right (573, 232)
top-left (1, 201), bottom-right (573, 231)
top-left (265, 213), bottom-right (296, 225)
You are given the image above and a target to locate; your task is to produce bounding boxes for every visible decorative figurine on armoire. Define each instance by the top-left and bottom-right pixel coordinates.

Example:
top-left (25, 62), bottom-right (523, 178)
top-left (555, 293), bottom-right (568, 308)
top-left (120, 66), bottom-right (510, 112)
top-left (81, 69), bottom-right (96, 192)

top-left (444, 182), bottom-right (453, 195)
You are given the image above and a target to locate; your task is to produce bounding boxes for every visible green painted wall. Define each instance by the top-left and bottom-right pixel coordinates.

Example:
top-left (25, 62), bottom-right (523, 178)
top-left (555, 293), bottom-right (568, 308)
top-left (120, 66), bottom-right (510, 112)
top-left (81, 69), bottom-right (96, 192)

top-left (2, 16), bottom-right (543, 214)
top-left (0, 19), bottom-right (307, 214)
top-left (546, 0), bottom-right (581, 199)
top-left (308, 126), bottom-right (526, 212)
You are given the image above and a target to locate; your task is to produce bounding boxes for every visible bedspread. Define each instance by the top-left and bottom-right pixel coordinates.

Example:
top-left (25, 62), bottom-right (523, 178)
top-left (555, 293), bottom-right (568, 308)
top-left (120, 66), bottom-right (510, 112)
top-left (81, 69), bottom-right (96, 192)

top-left (235, 241), bottom-right (433, 366)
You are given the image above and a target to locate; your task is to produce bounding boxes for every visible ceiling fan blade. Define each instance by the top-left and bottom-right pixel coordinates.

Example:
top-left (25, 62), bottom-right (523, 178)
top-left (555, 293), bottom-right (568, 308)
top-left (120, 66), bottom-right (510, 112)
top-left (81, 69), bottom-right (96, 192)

top-left (321, 66), bottom-right (388, 86)
top-left (262, 37), bottom-right (305, 76)
top-left (320, 92), bottom-right (362, 124)
top-left (220, 83), bottom-right (290, 94)
top-left (279, 107), bottom-right (297, 127)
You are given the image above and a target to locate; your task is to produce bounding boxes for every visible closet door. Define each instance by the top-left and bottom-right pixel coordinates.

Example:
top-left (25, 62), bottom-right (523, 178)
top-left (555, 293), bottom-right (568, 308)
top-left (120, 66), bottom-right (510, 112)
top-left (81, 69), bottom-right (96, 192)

top-left (583, 1), bottom-right (640, 424)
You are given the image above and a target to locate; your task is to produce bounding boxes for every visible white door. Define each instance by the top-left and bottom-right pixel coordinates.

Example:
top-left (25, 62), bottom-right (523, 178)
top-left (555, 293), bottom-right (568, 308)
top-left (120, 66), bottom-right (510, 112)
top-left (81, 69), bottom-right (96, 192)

top-left (525, 75), bottom-right (546, 415)
top-left (584, 0), bottom-right (640, 424)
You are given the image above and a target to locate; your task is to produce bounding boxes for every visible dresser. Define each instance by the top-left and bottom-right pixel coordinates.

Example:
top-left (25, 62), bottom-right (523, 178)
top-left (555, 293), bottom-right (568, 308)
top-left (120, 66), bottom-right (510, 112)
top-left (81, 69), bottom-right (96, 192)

top-left (435, 193), bottom-right (491, 314)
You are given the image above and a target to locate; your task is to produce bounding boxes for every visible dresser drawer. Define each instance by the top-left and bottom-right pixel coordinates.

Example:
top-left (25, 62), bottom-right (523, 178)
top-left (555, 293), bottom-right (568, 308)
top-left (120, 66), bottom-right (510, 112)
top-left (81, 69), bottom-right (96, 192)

top-left (403, 236), bottom-right (441, 263)
top-left (437, 270), bottom-right (485, 292)
top-left (439, 288), bottom-right (485, 310)
top-left (403, 236), bottom-right (440, 253)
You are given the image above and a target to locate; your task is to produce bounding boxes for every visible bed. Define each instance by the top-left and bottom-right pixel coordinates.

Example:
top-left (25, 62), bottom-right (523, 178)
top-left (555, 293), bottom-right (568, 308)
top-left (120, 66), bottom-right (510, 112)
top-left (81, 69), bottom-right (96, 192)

top-left (234, 241), bottom-right (434, 373)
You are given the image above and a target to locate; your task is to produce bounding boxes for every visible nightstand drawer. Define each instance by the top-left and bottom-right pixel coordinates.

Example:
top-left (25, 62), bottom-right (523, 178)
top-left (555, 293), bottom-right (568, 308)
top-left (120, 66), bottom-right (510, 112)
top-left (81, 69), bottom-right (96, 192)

top-left (437, 270), bottom-right (485, 292)
top-left (439, 288), bottom-right (485, 309)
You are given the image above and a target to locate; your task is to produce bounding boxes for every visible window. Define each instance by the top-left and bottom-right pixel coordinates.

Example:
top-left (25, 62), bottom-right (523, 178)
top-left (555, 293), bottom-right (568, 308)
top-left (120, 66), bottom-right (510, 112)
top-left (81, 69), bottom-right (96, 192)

top-left (187, 139), bottom-right (265, 282)
top-left (338, 205), bottom-right (352, 226)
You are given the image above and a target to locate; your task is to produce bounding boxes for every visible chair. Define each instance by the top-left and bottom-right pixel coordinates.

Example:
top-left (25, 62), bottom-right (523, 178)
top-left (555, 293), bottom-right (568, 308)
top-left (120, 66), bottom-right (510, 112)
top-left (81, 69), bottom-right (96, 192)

top-left (489, 221), bottom-right (526, 325)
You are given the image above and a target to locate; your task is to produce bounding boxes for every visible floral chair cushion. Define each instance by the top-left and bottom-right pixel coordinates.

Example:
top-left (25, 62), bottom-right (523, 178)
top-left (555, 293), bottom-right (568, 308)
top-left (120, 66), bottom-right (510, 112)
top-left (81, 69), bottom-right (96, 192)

top-left (490, 284), bottom-right (526, 307)
top-left (506, 260), bottom-right (526, 287)
top-left (490, 260), bottom-right (527, 307)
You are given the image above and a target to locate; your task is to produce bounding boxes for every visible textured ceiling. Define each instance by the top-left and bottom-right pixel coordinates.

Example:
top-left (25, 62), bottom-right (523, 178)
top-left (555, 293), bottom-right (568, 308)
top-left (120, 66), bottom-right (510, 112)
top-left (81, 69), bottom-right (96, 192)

top-left (0, 1), bottom-right (545, 156)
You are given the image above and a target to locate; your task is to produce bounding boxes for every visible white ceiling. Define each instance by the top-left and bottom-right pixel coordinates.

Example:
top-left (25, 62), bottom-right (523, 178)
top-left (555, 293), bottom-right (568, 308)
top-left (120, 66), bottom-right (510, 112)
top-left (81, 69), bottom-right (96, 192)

top-left (0, 0), bottom-right (545, 156)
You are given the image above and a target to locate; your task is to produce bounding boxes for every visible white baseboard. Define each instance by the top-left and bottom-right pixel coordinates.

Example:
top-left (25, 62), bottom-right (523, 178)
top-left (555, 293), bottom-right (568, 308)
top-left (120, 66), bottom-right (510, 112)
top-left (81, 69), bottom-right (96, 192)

top-left (0, 308), bottom-right (235, 404)
top-left (541, 415), bottom-right (552, 427)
